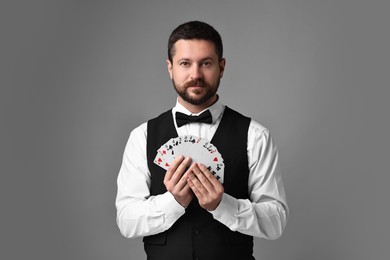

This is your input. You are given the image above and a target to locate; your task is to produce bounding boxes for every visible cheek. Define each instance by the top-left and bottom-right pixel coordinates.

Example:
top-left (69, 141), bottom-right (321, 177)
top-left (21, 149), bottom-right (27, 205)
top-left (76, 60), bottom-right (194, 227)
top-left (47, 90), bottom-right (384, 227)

top-left (206, 71), bottom-right (222, 83)
top-left (172, 70), bottom-right (189, 82)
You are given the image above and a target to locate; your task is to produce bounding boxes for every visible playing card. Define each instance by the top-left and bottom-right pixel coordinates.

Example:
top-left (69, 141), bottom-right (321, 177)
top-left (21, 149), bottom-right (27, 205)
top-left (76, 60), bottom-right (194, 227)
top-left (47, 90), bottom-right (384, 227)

top-left (154, 148), bottom-right (171, 170)
top-left (153, 135), bottom-right (225, 183)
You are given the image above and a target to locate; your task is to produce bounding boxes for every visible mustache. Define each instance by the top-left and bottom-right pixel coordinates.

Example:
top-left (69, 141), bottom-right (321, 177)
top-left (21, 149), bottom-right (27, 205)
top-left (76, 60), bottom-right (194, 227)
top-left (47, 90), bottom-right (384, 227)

top-left (184, 79), bottom-right (206, 88)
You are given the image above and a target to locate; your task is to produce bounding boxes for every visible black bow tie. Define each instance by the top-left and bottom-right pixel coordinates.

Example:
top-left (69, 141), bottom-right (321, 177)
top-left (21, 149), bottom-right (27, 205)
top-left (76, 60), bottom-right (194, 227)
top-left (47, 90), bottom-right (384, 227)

top-left (175, 110), bottom-right (213, 127)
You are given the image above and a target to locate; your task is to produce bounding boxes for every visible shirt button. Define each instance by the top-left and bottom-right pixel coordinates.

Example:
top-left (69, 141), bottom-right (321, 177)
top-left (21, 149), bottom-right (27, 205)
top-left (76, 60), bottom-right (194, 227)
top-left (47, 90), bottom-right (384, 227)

top-left (193, 229), bottom-right (199, 235)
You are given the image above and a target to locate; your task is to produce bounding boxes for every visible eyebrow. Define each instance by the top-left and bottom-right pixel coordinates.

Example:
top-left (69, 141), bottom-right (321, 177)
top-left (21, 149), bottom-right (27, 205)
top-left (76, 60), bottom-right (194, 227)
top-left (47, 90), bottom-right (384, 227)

top-left (177, 57), bottom-right (215, 62)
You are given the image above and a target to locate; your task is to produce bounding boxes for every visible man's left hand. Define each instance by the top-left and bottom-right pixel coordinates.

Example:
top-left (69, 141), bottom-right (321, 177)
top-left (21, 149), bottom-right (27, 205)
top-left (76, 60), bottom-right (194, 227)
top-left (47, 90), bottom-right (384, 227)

top-left (187, 163), bottom-right (224, 211)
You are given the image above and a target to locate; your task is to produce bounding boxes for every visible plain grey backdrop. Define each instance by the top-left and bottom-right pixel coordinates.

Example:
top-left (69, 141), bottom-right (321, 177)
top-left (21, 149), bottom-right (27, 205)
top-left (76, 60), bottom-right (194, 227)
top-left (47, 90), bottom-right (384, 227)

top-left (3, 0), bottom-right (389, 259)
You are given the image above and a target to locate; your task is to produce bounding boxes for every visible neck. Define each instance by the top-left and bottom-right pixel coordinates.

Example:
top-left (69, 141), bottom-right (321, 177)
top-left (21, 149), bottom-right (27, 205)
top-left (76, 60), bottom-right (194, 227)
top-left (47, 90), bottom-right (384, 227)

top-left (178, 95), bottom-right (218, 114)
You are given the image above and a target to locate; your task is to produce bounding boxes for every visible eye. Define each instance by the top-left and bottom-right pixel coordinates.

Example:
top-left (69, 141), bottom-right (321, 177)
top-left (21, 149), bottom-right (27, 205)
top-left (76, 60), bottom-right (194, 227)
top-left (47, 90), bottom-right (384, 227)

top-left (202, 61), bottom-right (212, 67)
top-left (180, 61), bottom-right (190, 67)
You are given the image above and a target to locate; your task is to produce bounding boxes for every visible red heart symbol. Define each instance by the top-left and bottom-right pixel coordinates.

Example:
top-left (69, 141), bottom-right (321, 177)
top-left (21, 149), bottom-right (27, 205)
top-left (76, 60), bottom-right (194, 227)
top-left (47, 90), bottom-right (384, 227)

top-left (163, 150), bottom-right (166, 154)
top-left (213, 157), bottom-right (218, 162)
top-left (158, 158), bottom-right (162, 163)
top-left (165, 163), bottom-right (169, 167)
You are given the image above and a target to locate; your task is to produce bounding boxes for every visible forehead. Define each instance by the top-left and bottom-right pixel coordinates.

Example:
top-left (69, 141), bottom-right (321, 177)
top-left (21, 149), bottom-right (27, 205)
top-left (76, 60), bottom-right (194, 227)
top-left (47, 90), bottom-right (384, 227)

top-left (172, 39), bottom-right (218, 60)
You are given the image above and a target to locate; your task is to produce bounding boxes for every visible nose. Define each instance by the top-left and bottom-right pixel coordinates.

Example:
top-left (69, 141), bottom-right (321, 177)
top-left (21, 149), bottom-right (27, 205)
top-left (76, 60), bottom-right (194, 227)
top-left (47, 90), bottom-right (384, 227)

top-left (190, 64), bottom-right (202, 80)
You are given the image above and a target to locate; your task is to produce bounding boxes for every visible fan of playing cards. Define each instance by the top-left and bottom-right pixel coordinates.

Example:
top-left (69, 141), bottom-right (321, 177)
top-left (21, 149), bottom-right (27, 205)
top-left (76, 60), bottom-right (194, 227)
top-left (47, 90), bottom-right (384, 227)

top-left (154, 135), bottom-right (225, 183)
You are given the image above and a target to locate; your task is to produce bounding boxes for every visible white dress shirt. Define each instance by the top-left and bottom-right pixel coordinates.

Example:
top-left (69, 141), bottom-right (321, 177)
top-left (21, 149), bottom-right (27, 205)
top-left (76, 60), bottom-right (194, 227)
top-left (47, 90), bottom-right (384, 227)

top-left (116, 99), bottom-right (288, 240)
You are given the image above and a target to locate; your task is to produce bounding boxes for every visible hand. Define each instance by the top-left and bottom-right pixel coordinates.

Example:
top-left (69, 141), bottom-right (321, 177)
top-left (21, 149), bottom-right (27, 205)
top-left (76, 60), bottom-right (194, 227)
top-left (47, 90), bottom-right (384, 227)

top-left (164, 156), bottom-right (193, 208)
top-left (187, 163), bottom-right (224, 211)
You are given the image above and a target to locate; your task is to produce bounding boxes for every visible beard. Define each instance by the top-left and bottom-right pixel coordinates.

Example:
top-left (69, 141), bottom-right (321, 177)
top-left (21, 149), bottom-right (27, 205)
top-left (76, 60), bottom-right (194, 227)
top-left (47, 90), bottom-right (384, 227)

top-left (172, 77), bottom-right (220, 106)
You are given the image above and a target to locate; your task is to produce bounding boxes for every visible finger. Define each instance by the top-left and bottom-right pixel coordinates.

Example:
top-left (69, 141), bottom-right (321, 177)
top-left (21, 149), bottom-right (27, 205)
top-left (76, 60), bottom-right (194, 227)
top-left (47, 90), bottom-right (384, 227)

top-left (181, 182), bottom-right (192, 194)
top-left (174, 162), bottom-right (198, 190)
top-left (188, 168), bottom-right (209, 197)
top-left (170, 157), bottom-right (192, 184)
top-left (187, 175), bottom-right (204, 200)
top-left (175, 169), bottom-right (191, 191)
top-left (198, 163), bottom-right (222, 187)
top-left (164, 155), bottom-right (184, 182)
top-left (168, 161), bottom-right (195, 192)
top-left (192, 164), bottom-right (214, 191)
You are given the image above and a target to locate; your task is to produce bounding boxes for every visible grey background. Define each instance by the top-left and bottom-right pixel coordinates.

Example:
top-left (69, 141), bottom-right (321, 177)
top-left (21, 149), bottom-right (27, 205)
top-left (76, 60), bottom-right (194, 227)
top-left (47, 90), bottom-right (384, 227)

top-left (2, 0), bottom-right (389, 259)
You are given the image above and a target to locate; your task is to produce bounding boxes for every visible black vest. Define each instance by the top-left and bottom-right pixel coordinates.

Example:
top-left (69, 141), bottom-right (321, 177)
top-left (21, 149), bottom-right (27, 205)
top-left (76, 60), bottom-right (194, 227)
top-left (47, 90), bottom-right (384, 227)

top-left (144, 107), bottom-right (254, 260)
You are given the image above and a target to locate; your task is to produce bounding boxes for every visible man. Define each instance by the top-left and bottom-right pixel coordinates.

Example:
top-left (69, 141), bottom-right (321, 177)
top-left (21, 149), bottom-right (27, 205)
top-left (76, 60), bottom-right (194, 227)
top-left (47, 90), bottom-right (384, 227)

top-left (116, 21), bottom-right (288, 260)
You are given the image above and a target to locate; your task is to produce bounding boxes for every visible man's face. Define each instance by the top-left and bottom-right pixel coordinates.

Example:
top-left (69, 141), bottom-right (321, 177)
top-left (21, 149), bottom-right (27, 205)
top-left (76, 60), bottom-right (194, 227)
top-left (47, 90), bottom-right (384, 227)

top-left (167, 39), bottom-right (225, 107)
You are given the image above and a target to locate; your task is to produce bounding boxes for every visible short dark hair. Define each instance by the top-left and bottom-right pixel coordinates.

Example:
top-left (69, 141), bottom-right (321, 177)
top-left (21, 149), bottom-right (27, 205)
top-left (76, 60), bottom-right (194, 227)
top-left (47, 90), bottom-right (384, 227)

top-left (167, 21), bottom-right (223, 62)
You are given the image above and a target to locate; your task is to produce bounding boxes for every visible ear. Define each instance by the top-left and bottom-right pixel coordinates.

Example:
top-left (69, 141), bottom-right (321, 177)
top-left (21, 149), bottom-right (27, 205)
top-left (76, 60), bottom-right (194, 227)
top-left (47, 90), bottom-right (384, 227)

top-left (219, 58), bottom-right (226, 78)
top-left (166, 59), bottom-right (173, 79)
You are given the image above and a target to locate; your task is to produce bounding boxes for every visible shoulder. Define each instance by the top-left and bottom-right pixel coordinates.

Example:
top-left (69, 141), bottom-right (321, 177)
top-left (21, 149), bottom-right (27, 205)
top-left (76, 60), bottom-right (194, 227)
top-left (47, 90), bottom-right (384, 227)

top-left (248, 119), bottom-right (272, 145)
top-left (249, 119), bottom-right (269, 136)
top-left (128, 108), bottom-right (174, 141)
top-left (148, 109), bottom-right (173, 125)
top-left (224, 106), bottom-right (250, 121)
top-left (223, 106), bottom-right (251, 133)
top-left (128, 122), bottom-right (148, 142)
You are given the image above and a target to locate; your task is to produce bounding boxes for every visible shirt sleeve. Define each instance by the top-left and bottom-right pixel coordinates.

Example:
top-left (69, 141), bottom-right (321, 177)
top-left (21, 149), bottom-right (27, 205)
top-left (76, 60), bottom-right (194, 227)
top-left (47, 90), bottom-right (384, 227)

top-left (115, 123), bottom-right (185, 238)
top-left (210, 121), bottom-right (289, 239)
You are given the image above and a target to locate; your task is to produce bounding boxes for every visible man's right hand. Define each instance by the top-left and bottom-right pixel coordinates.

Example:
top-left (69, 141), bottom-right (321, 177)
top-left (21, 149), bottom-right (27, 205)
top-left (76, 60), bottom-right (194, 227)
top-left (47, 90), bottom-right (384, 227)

top-left (163, 155), bottom-right (194, 208)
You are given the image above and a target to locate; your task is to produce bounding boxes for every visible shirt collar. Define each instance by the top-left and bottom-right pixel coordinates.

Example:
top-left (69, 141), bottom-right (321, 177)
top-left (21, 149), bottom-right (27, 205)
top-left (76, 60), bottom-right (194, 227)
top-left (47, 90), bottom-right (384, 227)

top-left (173, 97), bottom-right (224, 124)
